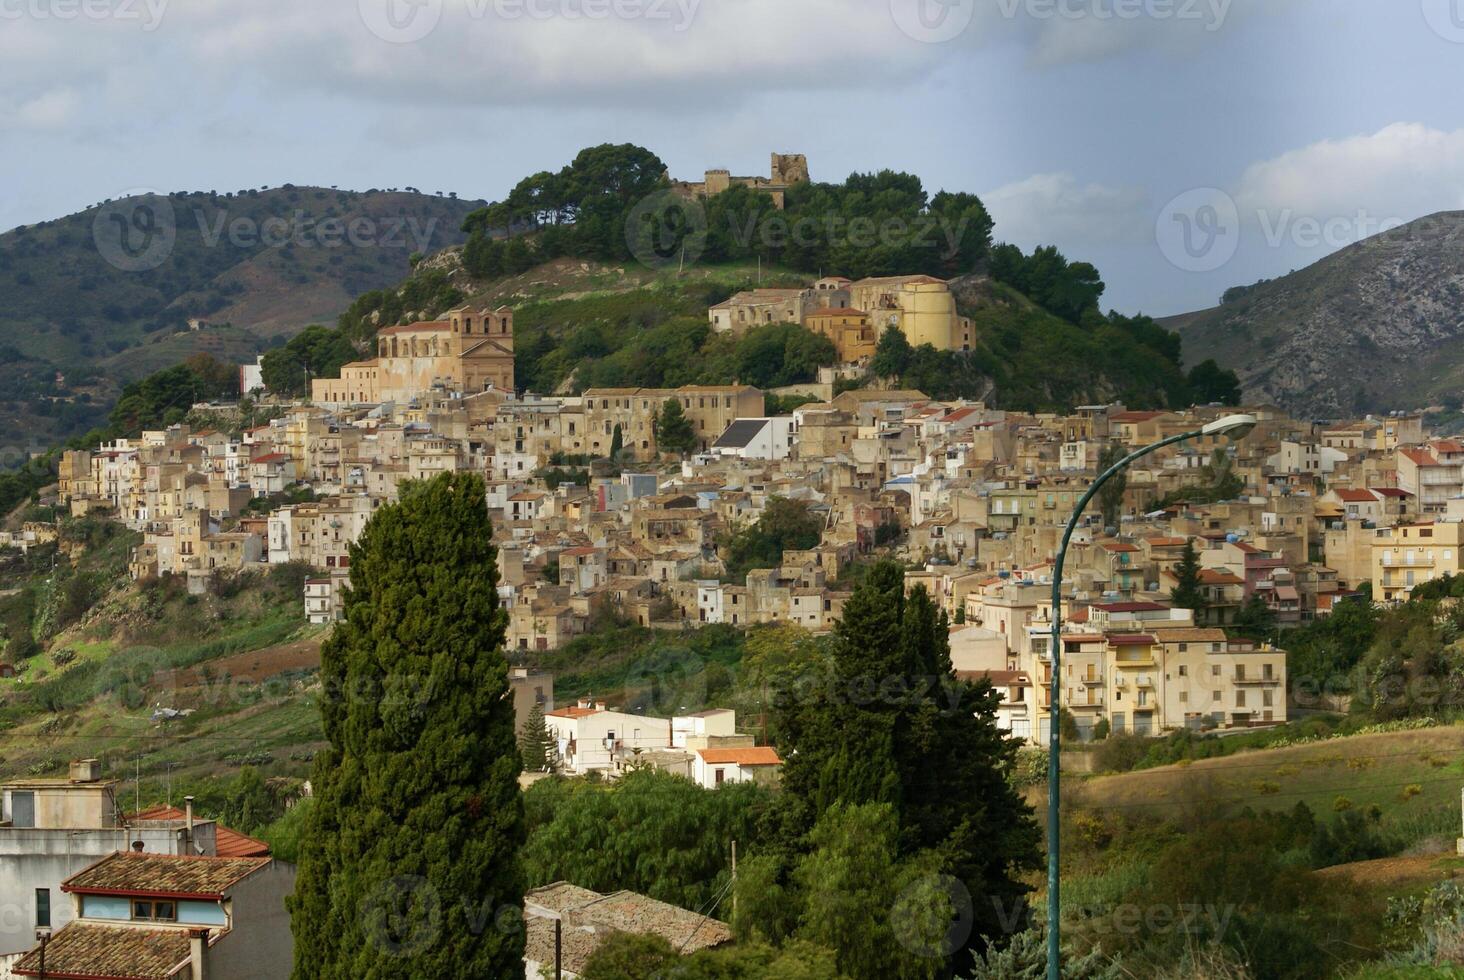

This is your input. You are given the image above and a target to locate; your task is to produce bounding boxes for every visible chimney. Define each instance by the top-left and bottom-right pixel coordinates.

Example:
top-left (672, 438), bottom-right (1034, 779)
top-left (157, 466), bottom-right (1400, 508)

top-left (69, 759), bottom-right (101, 783)
top-left (132, 840), bottom-right (145, 852)
top-left (189, 928), bottom-right (210, 980)
top-left (184, 796), bottom-right (195, 852)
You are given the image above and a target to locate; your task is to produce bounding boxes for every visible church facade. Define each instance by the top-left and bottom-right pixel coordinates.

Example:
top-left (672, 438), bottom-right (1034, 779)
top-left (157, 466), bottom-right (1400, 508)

top-left (311, 305), bottom-right (515, 406)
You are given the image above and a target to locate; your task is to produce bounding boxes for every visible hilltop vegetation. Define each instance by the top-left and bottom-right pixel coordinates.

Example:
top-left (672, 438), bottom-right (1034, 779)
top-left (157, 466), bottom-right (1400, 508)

top-left (303, 143), bottom-right (1237, 413)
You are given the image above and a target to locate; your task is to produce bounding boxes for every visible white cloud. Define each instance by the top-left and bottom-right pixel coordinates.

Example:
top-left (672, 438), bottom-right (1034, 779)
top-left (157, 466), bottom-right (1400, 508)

top-left (15, 88), bottom-right (80, 129)
top-left (1234, 122), bottom-right (1464, 229)
top-left (984, 172), bottom-right (1148, 248)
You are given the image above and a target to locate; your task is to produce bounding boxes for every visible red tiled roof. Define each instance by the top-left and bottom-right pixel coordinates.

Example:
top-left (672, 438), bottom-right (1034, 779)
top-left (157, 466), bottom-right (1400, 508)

top-left (131, 805), bottom-right (270, 858)
top-left (63, 852), bottom-right (270, 899)
top-left (1092, 601), bottom-right (1167, 613)
top-left (1335, 489), bottom-right (1378, 503)
top-left (11, 923), bottom-right (192, 979)
top-left (250, 453), bottom-right (289, 464)
top-left (1106, 633), bottom-right (1158, 646)
top-left (1402, 448), bottom-right (1441, 467)
top-left (546, 706), bottom-right (600, 719)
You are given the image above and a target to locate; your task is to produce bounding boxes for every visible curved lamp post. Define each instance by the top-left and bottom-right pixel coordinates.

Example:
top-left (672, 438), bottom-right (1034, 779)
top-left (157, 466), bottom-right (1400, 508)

top-left (1045, 413), bottom-right (1255, 979)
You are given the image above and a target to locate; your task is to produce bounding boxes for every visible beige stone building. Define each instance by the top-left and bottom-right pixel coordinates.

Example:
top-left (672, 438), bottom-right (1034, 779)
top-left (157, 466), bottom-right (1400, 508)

top-left (804, 307), bottom-right (877, 362)
top-left (312, 305), bottom-right (514, 406)
top-left (670, 151), bottom-right (809, 210)
top-left (583, 385), bottom-right (764, 458)
top-left (846, 275), bottom-right (974, 351)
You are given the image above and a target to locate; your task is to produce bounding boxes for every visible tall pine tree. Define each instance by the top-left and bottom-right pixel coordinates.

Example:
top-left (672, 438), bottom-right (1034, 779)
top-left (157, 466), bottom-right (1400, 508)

top-left (518, 701), bottom-right (559, 774)
top-left (289, 472), bottom-right (525, 978)
top-left (768, 561), bottom-right (1041, 973)
top-left (1169, 540), bottom-right (1208, 614)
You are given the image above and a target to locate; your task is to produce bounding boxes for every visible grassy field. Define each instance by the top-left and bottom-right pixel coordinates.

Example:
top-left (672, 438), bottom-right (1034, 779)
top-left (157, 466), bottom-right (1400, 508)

top-left (1062, 725), bottom-right (1464, 824)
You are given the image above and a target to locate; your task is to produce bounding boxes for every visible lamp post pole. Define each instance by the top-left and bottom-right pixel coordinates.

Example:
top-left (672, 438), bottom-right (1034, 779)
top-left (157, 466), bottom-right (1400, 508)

top-left (1044, 427), bottom-right (1213, 980)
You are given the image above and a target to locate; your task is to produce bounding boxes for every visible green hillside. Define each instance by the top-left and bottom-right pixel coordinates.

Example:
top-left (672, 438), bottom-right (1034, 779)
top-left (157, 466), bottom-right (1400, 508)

top-left (0, 186), bottom-right (486, 444)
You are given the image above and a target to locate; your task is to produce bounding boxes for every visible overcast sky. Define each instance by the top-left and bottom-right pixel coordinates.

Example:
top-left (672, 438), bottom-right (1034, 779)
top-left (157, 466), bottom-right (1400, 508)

top-left (5, 0), bottom-right (1464, 315)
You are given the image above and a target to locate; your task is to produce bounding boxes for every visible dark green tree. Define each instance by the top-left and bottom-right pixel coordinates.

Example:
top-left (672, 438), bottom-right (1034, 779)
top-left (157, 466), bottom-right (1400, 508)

top-left (870, 326), bottom-right (913, 379)
top-left (518, 701), bottom-right (559, 774)
top-left (289, 472), bottom-right (524, 978)
top-left (654, 397), bottom-right (697, 455)
top-left (766, 561), bottom-right (1041, 973)
top-left (608, 423), bottom-right (623, 460)
top-left (1095, 442), bottom-right (1128, 530)
top-left (1169, 541), bottom-right (1207, 614)
top-left (1234, 594), bottom-right (1277, 640)
top-left (1187, 359), bottom-right (1243, 405)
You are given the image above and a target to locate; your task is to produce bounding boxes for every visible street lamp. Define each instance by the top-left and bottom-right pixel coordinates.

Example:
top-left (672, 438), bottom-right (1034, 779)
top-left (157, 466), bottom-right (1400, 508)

top-left (1044, 414), bottom-right (1255, 978)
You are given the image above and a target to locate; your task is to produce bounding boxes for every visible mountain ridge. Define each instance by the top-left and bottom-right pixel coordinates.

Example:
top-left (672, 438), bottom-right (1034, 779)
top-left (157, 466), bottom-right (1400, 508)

top-left (1164, 211), bottom-right (1464, 417)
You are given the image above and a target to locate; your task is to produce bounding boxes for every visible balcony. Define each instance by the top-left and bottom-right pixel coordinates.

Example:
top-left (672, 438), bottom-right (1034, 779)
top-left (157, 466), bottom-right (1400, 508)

top-left (1381, 555), bottom-right (1436, 568)
top-left (1082, 675), bottom-right (1105, 686)
top-left (1233, 673), bottom-right (1280, 686)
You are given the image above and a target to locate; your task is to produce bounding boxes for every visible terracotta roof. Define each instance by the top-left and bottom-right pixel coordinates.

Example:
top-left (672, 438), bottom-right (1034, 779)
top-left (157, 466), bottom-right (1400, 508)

top-left (1402, 448), bottom-right (1441, 467)
top-left (1158, 628), bottom-right (1229, 643)
top-left (1335, 489), bottom-right (1378, 503)
top-left (698, 746), bottom-right (782, 766)
top-left (1092, 601), bottom-right (1167, 613)
top-left (1198, 569), bottom-right (1245, 585)
top-left (131, 805), bottom-right (270, 858)
top-left (249, 453), bottom-right (289, 464)
top-left (63, 852), bottom-right (270, 898)
top-left (11, 923), bottom-right (192, 980)
top-left (546, 706), bottom-right (600, 719)
top-left (1106, 633), bottom-right (1158, 646)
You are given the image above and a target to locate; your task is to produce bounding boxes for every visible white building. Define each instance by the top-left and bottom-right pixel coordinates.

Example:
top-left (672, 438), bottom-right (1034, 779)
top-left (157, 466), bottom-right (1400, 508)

top-left (710, 418), bottom-right (798, 461)
top-left (0, 762), bottom-right (222, 961)
top-left (691, 747), bottom-right (782, 788)
top-left (543, 700), bottom-right (673, 776)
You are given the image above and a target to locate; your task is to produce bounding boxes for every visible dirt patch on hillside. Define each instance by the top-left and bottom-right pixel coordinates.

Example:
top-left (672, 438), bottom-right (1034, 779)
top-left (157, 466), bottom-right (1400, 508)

top-left (1314, 854), bottom-right (1464, 890)
top-left (176, 638), bottom-right (322, 686)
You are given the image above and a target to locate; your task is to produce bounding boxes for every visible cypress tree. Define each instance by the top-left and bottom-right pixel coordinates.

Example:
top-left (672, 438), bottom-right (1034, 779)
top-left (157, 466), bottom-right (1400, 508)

top-left (654, 398), bottom-right (696, 455)
top-left (289, 472), bottom-right (524, 978)
top-left (1170, 540), bottom-right (1207, 613)
top-left (518, 701), bottom-right (559, 774)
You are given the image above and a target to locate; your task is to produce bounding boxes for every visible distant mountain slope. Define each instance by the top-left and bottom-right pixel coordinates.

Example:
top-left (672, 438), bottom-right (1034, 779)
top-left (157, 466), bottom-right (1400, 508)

top-left (0, 187), bottom-right (485, 443)
top-left (1165, 211), bottom-right (1464, 417)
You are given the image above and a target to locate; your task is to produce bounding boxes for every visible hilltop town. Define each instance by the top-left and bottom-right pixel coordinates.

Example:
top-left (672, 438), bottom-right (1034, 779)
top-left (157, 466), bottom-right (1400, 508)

top-left (37, 261), bottom-right (1452, 758)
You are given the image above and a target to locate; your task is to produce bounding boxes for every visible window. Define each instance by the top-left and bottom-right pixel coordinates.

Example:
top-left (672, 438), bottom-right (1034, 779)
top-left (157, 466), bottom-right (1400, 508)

top-left (1212, 690), bottom-right (1221, 702)
top-left (1236, 691), bottom-right (1247, 708)
top-left (36, 889), bottom-right (50, 929)
top-left (1178, 665), bottom-right (1188, 677)
top-left (10, 790), bottom-right (35, 828)
top-left (714, 769), bottom-right (725, 786)
top-left (1211, 664), bottom-right (1221, 677)
top-left (132, 900), bottom-right (177, 922)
